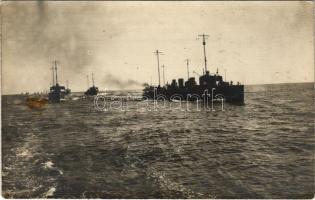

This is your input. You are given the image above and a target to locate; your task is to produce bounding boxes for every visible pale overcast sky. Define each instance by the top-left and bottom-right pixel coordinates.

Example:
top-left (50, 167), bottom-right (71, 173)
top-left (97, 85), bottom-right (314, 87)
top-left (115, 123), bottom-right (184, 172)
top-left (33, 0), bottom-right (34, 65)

top-left (2, 1), bottom-right (314, 94)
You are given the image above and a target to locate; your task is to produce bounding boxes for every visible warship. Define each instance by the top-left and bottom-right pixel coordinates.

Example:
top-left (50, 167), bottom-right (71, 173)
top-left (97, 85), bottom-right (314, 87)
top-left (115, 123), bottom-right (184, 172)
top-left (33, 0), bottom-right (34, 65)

top-left (48, 61), bottom-right (66, 103)
top-left (85, 73), bottom-right (99, 96)
top-left (65, 80), bottom-right (71, 95)
top-left (143, 34), bottom-right (244, 105)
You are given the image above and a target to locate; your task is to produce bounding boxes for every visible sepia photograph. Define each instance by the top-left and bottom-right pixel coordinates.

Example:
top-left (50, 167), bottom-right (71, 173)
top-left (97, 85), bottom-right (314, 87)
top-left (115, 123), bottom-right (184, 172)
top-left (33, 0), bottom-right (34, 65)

top-left (1, 1), bottom-right (314, 199)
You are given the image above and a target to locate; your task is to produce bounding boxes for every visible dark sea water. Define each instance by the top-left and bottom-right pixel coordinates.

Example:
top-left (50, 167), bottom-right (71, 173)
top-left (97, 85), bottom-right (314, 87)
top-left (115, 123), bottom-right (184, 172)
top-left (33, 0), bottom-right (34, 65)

top-left (2, 83), bottom-right (314, 198)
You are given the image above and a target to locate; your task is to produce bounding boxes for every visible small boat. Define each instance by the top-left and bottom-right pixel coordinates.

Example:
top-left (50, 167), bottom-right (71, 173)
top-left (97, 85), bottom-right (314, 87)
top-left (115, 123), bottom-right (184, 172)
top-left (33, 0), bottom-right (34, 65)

top-left (26, 97), bottom-right (48, 109)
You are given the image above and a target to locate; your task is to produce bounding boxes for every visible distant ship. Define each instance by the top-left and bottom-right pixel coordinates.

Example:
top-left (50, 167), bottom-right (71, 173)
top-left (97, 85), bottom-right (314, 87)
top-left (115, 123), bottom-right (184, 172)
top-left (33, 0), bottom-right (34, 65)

top-left (143, 34), bottom-right (244, 105)
top-left (65, 80), bottom-right (71, 95)
top-left (48, 61), bottom-right (66, 103)
top-left (85, 73), bottom-right (99, 96)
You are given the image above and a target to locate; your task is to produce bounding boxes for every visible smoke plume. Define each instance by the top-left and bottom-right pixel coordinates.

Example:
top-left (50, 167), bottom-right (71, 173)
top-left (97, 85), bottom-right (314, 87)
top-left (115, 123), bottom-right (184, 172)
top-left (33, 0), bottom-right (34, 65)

top-left (102, 73), bottom-right (144, 90)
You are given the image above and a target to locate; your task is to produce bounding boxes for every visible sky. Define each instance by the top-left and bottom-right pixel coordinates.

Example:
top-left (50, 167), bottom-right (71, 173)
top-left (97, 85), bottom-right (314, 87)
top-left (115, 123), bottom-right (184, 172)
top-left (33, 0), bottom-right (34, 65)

top-left (2, 1), bottom-right (314, 94)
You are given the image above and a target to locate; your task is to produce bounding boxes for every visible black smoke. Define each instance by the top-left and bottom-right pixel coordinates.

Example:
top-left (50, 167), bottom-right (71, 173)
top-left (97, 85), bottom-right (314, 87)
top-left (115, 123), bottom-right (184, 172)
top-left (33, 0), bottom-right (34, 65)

top-left (102, 73), bottom-right (144, 90)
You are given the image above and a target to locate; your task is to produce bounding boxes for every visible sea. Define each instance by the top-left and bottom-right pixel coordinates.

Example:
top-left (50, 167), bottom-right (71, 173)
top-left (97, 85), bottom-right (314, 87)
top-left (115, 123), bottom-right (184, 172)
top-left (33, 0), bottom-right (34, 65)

top-left (2, 83), bottom-right (314, 198)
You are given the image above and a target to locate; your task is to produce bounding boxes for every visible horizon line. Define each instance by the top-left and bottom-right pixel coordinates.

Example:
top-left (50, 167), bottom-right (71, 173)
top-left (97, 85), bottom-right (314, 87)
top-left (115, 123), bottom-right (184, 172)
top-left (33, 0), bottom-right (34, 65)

top-left (1, 81), bottom-right (314, 96)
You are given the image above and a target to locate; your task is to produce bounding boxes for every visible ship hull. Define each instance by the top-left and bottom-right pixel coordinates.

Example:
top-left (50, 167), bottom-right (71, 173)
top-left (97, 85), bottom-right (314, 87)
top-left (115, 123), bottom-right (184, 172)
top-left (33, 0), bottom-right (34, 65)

top-left (48, 84), bottom-right (66, 103)
top-left (143, 85), bottom-right (244, 105)
top-left (85, 86), bottom-right (99, 96)
top-left (49, 91), bottom-right (66, 103)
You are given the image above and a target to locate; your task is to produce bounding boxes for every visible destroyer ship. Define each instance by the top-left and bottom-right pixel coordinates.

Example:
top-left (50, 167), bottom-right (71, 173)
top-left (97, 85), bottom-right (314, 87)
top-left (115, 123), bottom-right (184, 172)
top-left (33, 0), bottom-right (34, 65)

top-left (48, 61), bottom-right (67, 103)
top-left (143, 34), bottom-right (244, 105)
top-left (85, 73), bottom-right (99, 96)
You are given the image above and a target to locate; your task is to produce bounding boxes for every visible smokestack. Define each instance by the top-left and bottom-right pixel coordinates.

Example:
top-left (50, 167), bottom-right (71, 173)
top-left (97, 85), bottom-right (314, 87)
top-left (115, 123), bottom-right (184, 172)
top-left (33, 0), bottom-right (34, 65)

top-left (86, 75), bottom-right (90, 88)
top-left (178, 78), bottom-right (184, 88)
top-left (51, 66), bottom-right (55, 86)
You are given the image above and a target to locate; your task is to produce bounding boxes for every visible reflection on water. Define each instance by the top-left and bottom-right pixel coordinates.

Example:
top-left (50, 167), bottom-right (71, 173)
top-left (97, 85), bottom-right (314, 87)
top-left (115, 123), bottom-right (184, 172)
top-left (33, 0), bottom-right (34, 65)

top-left (2, 83), bottom-right (314, 198)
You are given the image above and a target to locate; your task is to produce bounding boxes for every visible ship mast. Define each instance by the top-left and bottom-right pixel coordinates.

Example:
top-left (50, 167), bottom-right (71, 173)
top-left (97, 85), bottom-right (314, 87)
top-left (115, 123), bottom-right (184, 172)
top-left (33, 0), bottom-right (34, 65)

top-left (51, 66), bottom-right (55, 86)
top-left (54, 60), bottom-right (58, 84)
top-left (86, 75), bottom-right (90, 88)
top-left (92, 73), bottom-right (95, 87)
top-left (162, 64), bottom-right (166, 86)
top-left (198, 34), bottom-right (209, 74)
top-left (154, 50), bottom-right (163, 86)
top-left (66, 80), bottom-right (69, 89)
top-left (185, 59), bottom-right (190, 79)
